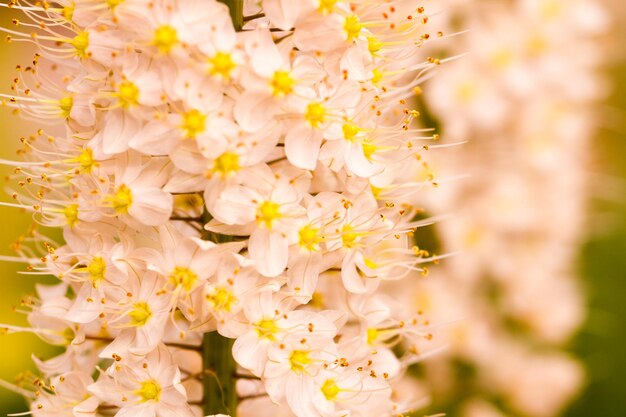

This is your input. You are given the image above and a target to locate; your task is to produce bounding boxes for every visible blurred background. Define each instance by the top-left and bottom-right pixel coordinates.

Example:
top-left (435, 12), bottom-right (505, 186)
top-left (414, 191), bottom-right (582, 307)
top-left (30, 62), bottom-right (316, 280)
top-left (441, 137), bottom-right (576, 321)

top-left (0, 1), bottom-right (624, 416)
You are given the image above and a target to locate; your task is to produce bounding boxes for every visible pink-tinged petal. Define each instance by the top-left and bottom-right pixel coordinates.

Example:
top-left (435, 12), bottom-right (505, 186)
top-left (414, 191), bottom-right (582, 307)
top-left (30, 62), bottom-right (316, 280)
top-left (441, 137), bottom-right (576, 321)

top-left (95, 111), bottom-right (141, 156)
top-left (345, 142), bottom-right (381, 178)
top-left (54, 371), bottom-right (92, 397)
top-left (115, 404), bottom-right (156, 417)
top-left (319, 309), bottom-right (349, 331)
top-left (340, 45), bottom-right (372, 82)
top-left (135, 71), bottom-right (165, 107)
top-left (165, 171), bottom-right (206, 193)
top-left (291, 55), bottom-right (325, 84)
top-left (233, 331), bottom-right (269, 376)
top-left (66, 285), bottom-right (102, 323)
top-left (318, 140), bottom-right (345, 172)
top-left (35, 282), bottom-right (68, 300)
top-left (287, 252), bottom-right (322, 299)
top-left (370, 348), bottom-right (402, 379)
top-left (99, 330), bottom-right (134, 360)
top-left (249, 228), bottom-right (288, 277)
top-left (234, 93), bottom-right (278, 132)
top-left (73, 396), bottom-right (99, 417)
top-left (285, 376), bottom-right (319, 417)
top-left (170, 141), bottom-right (208, 175)
top-left (175, 0), bottom-right (234, 49)
top-left (70, 100), bottom-right (96, 127)
top-left (131, 317), bottom-right (167, 355)
top-left (263, 357), bottom-right (291, 381)
top-left (156, 401), bottom-right (195, 417)
top-left (286, 310), bottom-right (337, 336)
top-left (170, 69), bottom-right (224, 111)
top-left (131, 158), bottom-right (172, 187)
top-left (190, 239), bottom-right (245, 275)
top-left (263, 0), bottom-right (301, 30)
top-left (264, 373), bottom-right (288, 403)
top-left (244, 30), bottom-right (283, 77)
top-left (88, 377), bottom-right (121, 404)
top-left (204, 218), bottom-right (255, 236)
top-left (240, 163), bottom-right (277, 191)
top-left (293, 16), bottom-right (345, 53)
top-left (341, 252), bottom-right (368, 294)
top-left (129, 188), bottom-right (174, 226)
top-left (285, 127), bottom-right (321, 170)
top-left (211, 186), bottom-right (257, 225)
top-left (129, 119), bottom-right (179, 155)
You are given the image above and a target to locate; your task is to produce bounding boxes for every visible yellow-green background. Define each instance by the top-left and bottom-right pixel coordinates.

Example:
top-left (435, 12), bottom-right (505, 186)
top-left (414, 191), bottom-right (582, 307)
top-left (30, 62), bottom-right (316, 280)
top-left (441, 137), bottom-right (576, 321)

top-left (0, 5), bottom-right (625, 417)
top-left (0, 25), bottom-right (60, 411)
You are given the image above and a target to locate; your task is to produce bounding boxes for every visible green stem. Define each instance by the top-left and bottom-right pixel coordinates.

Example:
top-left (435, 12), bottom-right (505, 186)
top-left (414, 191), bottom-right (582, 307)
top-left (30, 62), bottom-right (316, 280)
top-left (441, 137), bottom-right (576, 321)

top-left (218, 0), bottom-right (244, 31)
top-left (202, 332), bottom-right (237, 416)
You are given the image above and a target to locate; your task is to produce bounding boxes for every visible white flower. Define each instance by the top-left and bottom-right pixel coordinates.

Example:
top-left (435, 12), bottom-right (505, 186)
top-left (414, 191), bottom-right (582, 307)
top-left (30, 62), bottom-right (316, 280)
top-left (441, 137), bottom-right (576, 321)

top-left (89, 344), bottom-right (194, 417)
top-left (31, 371), bottom-right (99, 417)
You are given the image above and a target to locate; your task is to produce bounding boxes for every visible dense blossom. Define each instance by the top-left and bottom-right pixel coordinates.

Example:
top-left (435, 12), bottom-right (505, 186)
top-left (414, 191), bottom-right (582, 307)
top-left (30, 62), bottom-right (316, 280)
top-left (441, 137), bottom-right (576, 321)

top-left (0, 1), bottom-right (448, 416)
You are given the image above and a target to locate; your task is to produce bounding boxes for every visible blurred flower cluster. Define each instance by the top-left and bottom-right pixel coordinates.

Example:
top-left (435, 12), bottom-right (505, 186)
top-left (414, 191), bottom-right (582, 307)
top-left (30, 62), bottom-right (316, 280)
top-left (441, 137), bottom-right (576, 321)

top-left (403, 0), bottom-right (610, 416)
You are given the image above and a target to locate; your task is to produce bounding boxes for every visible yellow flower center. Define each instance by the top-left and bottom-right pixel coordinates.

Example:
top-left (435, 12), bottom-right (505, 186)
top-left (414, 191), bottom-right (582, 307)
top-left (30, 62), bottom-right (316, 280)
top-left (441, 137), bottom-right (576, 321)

top-left (318, 0), bottom-right (338, 13)
top-left (304, 102), bottom-right (326, 128)
top-left (528, 35), bottom-right (548, 55)
top-left (182, 109), bottom-right (206, 139)
top-left (169, 266), bottom-right (198, 292)
top-left (87, 257), bottom-right (106, 286)
top-left (256, 319), bottom-right (279, 340)
top-left (207, 287), bottom-right (237, 312)
top-left (76, 148), bottom-right (95, 172)
top-left (71, 32), bottom-right (89, 58)
top-left (298, 225), bottom-right (321, 251)
top-left (491, 50), bottom-right (513, 69)
top-left (212, 152), bottom-right (241, 178)
top-left (109, 184), bottom-right (133, 214)
top-left (321, 379), bottom-right (340, 401)
top-left (368, 36), bottom-right (383, 54)
top-left (366, 327), bottom-right (379, 345)
top-left (540, 0), bottom-right (562, 18)
top-left (371, 68), bottom-right (383, 84)
top-left (64, 204), bottom-right (79, 227)
top-left (129, 302), bottom-right (152, 327)
top-left (370, 184), bottom-right (382, 199)
top-left (362, 141), bottom-right (377, 160)
top-left (208, 51), bottom-right (237, 79)
top-left (363, 257), bottom-right (378, 269)
top-left (341, 225), bottom-right (359, 248)
top-left (344, 15), bottom-right (362, 41)
top-left (256, 201), bottom-right (282, 229)
top-left (464, 227), bottom-right (483, 248)
top-left (342, 122), bottom-right (360, 142)
top-left (107, 0), bottom-right (124, 8)
top-left (456, 82), bottom-right (476, 103)
top-left (289, 350), bottom-right (311, 372)
top-left (153, 25), bottom-right (178, 53)
top-left (270, 70), bottom-right (295, 97)
top-left (135, 380), bottom-right (161, 402)
top-left (59, 95), bottom-right (73, 118)
top-left (116, 81), bottom-right (140, 108)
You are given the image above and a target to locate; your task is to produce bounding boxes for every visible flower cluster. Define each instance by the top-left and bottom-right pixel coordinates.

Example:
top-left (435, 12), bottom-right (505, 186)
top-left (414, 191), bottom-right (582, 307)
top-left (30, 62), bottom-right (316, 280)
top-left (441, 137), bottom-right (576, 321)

top-left (0, 1), bottom-right (447, 416)
top-left (400, 0), bottom-right (609, 415)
